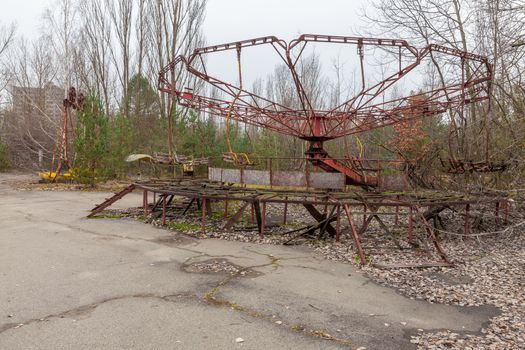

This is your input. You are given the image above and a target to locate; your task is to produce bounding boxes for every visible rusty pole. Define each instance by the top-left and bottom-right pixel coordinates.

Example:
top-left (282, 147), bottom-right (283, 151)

top-left (143, 190), bottom-right (149, 216)
top-left (495, 201), bottom-right (500, 225)
top-left (202, 198), bottom-right (207, 234)
top-left (464, 204), bottom-right (471, 236)
top-left (224, 199), bottom-right (229, 219)
top-left (503, 200), bottom-right (509, 224)
top-left (260, 201), bottom-right (267, 238)
top-left (408, 206), bottom-right (414, 244)
top-left (343, 204), bottom-right (366, 265)
top-left (283, 197), bottom-right (288, 225)
top-left (162, 195), bottom-right (167, 226)
top-left (395, 195), bottom-right (400, 226)
top-left (336, 205), bottom-right (342, 242)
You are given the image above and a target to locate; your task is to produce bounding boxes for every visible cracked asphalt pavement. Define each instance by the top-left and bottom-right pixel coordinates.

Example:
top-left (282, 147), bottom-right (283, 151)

top-left (0, 173), bottom-right (499, 349)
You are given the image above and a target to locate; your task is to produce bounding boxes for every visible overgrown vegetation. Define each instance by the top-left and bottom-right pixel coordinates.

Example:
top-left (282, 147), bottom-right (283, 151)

top-left (73, 95), bottom-right (111, 185)
top-left (1, 1), bottom-right (525, 190)
top-left (0, 141), bottom-right (10, 171)
top-left (66, 80), bottom-right (287, 183)
top-left (167, 222), bottom-right (201, 232)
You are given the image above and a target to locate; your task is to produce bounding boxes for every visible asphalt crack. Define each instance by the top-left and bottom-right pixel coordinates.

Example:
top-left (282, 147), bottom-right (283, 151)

top-left (14, 212), bottom-right (205, 256)
top-left (0, 293), bottom-right (184, 334)
top-left (198, 254), bottom-right (355, 348)
top-left (4, 205), bottom-right (356, 347)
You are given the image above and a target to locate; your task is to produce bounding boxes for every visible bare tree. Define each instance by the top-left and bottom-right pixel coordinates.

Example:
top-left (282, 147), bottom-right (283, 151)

top-left (43, 0), bottom-right (78, 99)
top-left (78, 0), bottom-right (114, 115)
top-left (0, 22), bottom-right (15, 58)
top-left (136, 0), bottom-right (148, 77)
top-left (2, 37), bottom-right (61, 168)
top-left (476, 1), bottom-right (525, 169)
top-left (144, 0), bottom-right (207, 158)
top-left (0, 22), bottom-right (16, 102)
top-left (363, 1), bottom-right (491, 159)
top-left (363, 0), bottom-right (525, 186)
top-left (2, 0), bottom-right (209, 167)
top-left (105, 0), bottom-right (134, 116)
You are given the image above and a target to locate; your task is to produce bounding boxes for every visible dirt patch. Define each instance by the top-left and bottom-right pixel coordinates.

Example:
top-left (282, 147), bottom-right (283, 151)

top-left (428, 271), bottom-right (474, 286)
top-left (182, 258), bottom-right (260, 278)
top-left (152, 234), bottom-right (197, 247)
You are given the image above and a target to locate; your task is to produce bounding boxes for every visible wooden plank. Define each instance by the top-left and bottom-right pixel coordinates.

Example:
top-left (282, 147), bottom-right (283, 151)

top-left (371, 214), bottom-right (403, 250)
top-left (253, 200), bottom-right (263, 235)
top-left (303, 204), bottom-right (337, 237)
top-left (319, 206), bottom-right (337, 238)
top-left (223, 202), bottom-right (250, 230)
top-left (372, 262), bottom-right (454, 269)
top-left (88, 184), bottom-right (136, 218)
top-left (205, 198), bottom-right (212, 217)
top-left (343, 204), bottom-right (366, 265)
top-left (182, 198), bottom-right (196, 216)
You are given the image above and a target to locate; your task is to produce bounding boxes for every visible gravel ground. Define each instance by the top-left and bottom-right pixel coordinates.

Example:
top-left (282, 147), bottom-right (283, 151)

top-left (102, 200), bottom-right (525, 350)
top-left (362, 232), bottom-right (525, 350)
top-left (184, 259), bottom-right (242, 275)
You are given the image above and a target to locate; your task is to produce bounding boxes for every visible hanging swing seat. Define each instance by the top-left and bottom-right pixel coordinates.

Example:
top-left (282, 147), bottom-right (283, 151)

top-left (440, 158), bottom-right (510, 174)
top-left (125, 153), bottom-right (209, 166)
top-left (221, 152), bottom-right (255, 167)
top-left (344, 156), bottom-right (382, 172)
top-left (38, 170), bottom-right (74, 182)
top-left (219, 46), bottom-right (258, 169)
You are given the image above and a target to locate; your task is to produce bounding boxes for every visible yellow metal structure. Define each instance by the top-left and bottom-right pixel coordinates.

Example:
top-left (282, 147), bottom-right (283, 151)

top-left (222, 45), bottom-right (255, 168)
top-left (38, 170), bottom-right (74, 182)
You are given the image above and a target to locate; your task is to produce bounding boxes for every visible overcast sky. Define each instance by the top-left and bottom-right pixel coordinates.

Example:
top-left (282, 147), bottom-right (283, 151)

top-left (0, 0), bottom-right (369, 42)
top-left (1, 0), bottom-right (400, 98)
top-left (205, 0), bottom-right (369, 43)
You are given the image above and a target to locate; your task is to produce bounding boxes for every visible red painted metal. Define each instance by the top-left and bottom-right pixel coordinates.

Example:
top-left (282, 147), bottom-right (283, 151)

top-left (162, 195), bottom-right (167, 226)
top-left (336, 205), bottom-right (342, 243)
top-left (202, 198), bottom-right (207, 234)
top-left (117, 180), bottom-right (509, 267)
top-left (283, 198), bottom-right (288, 225)
top-left (464, 204), bottom-right (471, 236)
top-left (260, 201), bottom-right (267, 238)
top-left (343, 204), bottom-right (366, 265)
top-left (48, 87), bottom-right (84, 182)
top-left (408, 207), bottom-right (414, 244)
top-left (159, 35), bottom-right (492, 187)
top-left (143, 190), bottom-right (149, 216)
top-left (88, 184), bottom-right (136, 218)
top-left (224, 199), bottom-right (229, 219)
top-left (503, 200), bottom-right (509, 224)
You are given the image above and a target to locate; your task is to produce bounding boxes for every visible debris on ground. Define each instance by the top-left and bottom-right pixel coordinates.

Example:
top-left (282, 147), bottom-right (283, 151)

top-left (96, 198), bottom-right (525, 350)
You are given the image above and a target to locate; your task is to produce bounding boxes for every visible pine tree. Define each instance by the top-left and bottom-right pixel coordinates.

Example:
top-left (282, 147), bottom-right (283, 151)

top-left (108, 113), bottom-right (133, 178)
top-left (0, 140), bottom-right (10, 171)
top-left (73, 95), bottom-right (110, 184)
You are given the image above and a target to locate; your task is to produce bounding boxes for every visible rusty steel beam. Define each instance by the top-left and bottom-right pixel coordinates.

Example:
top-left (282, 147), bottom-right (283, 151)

top-left (87, 180), bottom-right (513, 268)
top-left (88, 184), bottom-right (136, 218)
top-left (158, 34), bottom-right (491, 188)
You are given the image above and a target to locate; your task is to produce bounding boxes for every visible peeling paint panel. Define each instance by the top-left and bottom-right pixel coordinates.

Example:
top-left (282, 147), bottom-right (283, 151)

top-left (209, 168), bottom-right (242, 183)
top-left (378, 173), bottom-right (409, 191)
top-left (208, 167), bottom-right (222, 182)
top-left (210, 168), bottom-right (344, 190)
top-left (244, 170), bottom-right (271, 186)
top-left (310, 172), bottom-right (345, 190)
top-left (273, 171), bottom-right (307, 187)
